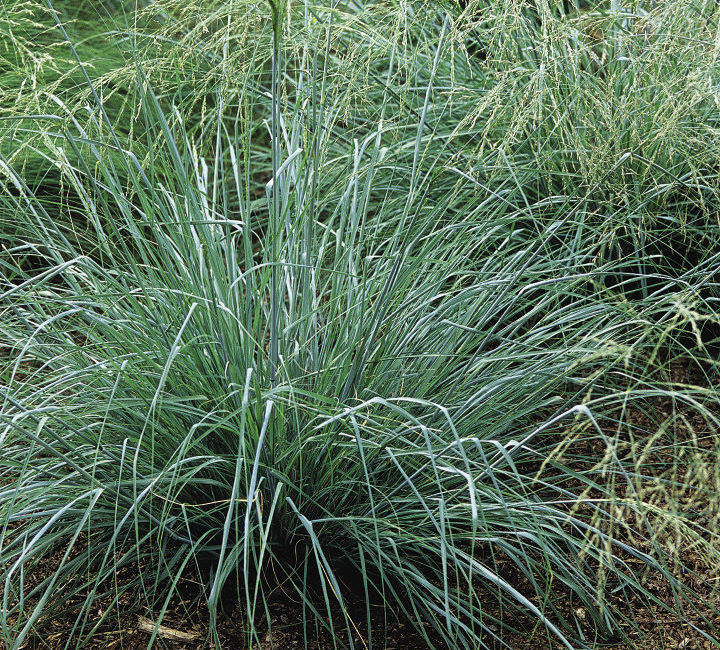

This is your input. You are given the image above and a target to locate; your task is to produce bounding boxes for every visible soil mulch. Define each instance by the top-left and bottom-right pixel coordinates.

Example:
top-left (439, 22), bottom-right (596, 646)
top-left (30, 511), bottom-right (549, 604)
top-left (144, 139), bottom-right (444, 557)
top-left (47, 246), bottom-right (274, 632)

top-left (6, 359), bottom-right (720, 650)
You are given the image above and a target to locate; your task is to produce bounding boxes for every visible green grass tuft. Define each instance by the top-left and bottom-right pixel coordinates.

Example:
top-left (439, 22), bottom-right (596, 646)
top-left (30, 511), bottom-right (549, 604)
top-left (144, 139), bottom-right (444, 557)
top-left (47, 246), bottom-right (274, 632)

top-left (1, 1), bottom-right (720, 648)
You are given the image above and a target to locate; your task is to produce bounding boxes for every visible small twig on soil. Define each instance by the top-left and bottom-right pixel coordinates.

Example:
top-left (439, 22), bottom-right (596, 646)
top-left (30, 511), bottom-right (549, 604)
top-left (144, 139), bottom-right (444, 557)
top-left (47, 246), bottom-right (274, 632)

top-left (137, 616), bottom-right (201, 642)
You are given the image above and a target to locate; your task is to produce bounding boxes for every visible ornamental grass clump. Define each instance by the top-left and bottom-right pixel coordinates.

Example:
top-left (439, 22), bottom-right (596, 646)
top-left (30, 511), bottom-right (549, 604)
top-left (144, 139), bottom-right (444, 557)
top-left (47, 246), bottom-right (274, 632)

top-left (1, 1), bottom-right (719, 649)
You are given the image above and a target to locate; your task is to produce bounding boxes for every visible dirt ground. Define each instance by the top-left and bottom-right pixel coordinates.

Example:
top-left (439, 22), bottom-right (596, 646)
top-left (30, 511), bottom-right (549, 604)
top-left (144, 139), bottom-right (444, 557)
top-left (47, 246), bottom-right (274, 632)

top-left (8, 360), bottom-right (720, 650)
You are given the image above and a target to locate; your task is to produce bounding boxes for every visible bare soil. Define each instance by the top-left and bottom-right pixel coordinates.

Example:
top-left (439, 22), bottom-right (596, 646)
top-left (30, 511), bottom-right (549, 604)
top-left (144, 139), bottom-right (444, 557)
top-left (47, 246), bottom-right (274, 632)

top-left (8, 360), bottom-right (720, 650)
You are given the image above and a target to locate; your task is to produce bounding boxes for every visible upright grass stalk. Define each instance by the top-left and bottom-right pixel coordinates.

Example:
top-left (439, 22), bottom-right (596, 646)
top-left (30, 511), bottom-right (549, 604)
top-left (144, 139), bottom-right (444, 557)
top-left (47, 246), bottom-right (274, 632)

top-left (268, 0), bottom-right (283, 389)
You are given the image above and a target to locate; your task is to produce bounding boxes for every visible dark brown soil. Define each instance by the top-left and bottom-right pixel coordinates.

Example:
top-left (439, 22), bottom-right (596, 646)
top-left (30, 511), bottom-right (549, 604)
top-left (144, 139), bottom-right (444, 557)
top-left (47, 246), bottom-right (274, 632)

top-left (6, 359), bottom-right (720, 650)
